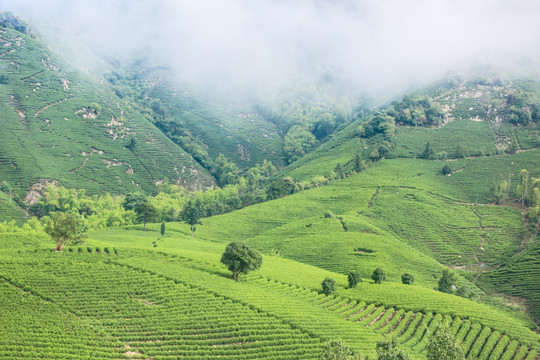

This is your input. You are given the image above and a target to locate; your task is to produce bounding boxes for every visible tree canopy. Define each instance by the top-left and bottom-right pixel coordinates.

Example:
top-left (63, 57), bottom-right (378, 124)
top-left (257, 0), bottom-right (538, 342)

top-left (372, 268), bottom-right (386, 284)
top-left (426, 325), bottom-right (465, 360)
top-left (321, 278), bottom-right (337, 295)
top-left (134, 203), bottom-right (159, 231)
top-left (438, 269), bottom-right (457, 294)
top-left (220, 242), bottom-right (263, 280)
top-left (44, 211), bottom-right (87, 251)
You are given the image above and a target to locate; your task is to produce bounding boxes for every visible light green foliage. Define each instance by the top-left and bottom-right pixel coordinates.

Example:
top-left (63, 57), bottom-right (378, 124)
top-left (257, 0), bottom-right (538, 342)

top-left (220, 242), bottom-right (263, 280)
top-left (426, 325), bottom-right (465, 360)
top-left (44, 211), bottom-right (87, 251)
top-left (284, 125), bottom-right (319, 163)
top-left (321, 340), bottom-right (363, 360)
top-left (376, 337), bottom-right (410, 360)
top-left (322, 277), bottom-right (337, 295)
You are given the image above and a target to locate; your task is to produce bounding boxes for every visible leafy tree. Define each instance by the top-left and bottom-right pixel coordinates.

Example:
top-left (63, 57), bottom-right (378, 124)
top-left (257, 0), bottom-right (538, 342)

top-left (220, 242), bottom-right (262, 280)
top-left (401, 273), bottom-right (414, 285)
top-left (455, 285), bottom-right (478, 301)
top-left (160, 222), bottom-right (166, 236)
top-left (44, 211), bottom-right (87, 251)
top-left (125, 137), bottom-right (137, 152)
top-left (122, 192), bottom-right (147, 211)
top-left (134, 203), bottom-right (159, 231)
top-left (426, 325), bottom-right (465, 360)
top-left (322, 277), bottom-right (337, 295)
top-left (180, 199), bottom-right (204, 236)
top-left (438, 269), bottom-right (457, 294)
top-left (492, 180), bottom-right (508, 204)
top-left (347, 271), bottom-right (362, 288)
top-left (442, 164), bottom-right (452, 175)
top-left (422, 142), bottom-right (434, 159)
top-left (353, 154), bottom-right (363, 172)
top-left (517, 169), bottom-right (529, 205)
top-left (320, 340), bottom-right (363, 360)
top-left (372, 268), bottom-right (386, 284)
top-left (284, 125), bottom-right (319, 163)
top-left (266, 177), bottom-right (295, 200)
top-left (376, 337), bottom-right (411, 360)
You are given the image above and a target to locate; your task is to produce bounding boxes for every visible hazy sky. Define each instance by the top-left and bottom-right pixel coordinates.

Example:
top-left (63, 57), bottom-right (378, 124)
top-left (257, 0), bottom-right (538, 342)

top-left (2, 0), bottom-right (540, 101)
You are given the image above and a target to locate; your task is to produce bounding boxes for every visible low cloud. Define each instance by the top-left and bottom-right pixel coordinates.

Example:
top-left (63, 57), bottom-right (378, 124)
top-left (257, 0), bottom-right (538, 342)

top-left (2, 0), bottom-right (540, 101)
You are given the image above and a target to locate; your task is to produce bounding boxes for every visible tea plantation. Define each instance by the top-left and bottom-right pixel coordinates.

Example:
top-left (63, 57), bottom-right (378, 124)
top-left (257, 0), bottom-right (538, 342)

top-left (1, 13), bottom-right (540, 360)
top-left (0, 27), bottom-right (215, 201)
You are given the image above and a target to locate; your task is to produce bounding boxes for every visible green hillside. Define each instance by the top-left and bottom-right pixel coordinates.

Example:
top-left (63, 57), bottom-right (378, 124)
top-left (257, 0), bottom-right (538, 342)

top-left (0, 27), bottom-right (215, 210)
top-left (1, 13), bottom-right (540, 360)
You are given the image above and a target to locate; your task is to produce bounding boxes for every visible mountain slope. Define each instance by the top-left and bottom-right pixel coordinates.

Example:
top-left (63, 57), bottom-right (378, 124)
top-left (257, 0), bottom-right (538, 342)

top-left (0, 27), bottom-right (215, 205)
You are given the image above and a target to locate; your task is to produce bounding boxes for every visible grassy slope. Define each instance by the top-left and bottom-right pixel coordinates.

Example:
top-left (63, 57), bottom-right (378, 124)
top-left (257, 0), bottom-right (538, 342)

top-left (0, 28), bottom-right (215, 199)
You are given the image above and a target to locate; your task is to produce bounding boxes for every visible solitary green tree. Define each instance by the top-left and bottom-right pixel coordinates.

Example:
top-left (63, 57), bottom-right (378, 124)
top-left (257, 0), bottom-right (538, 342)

top-left (438, 269), bottom-right (457, 294)
top-left (372, 268), bottom-right (386, 284)
top-left (44, 211), bottom-right (87, 251)
top-left (426, 325), bottom-right (465, 360)
top-left (160, 222), bottom-right (166, 236)
top-left (134, 203), bottom-right (159, 231)
top-left (422, 142), bottom-right (434, 159)
top-left (347, 271), bottom-right (362, 288)
top-left (401, 273), bottom-right (414, 285)
top-left (180, 199), bottom-right (204, 236)
top-left (322, 278), bottom-right (337, 295)
top-left (442, 164), bottom-right (452, 175)
top-left (220, 242), bottom-right (262, 281)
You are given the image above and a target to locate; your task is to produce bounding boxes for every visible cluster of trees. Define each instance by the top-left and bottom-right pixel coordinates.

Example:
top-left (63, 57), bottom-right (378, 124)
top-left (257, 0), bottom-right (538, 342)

top-left (493, 169), bottom-right (540, 227)
top-left (505, 88), bottom-right (540, 125)
top-left (438, 269), bottom-right (478, 301)
top-left (320, 269), bottom-right (416, 296)
top-left (321, 324), bottom-right (464, 359)
top-left (260, 84), bottom-right (353, 163)
top-left (357, 96), bottom-right (444, 142)
top-left (0, 11), bottom-right (30, 34)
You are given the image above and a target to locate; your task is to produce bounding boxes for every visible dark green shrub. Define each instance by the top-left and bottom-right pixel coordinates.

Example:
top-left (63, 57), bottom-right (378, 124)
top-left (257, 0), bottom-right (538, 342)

top-left (321, 278), bottom-right (337, 295)
top-left (347, 271), bottom-right (362, 288)
top-left (372, 268), bottom-right (386, 284)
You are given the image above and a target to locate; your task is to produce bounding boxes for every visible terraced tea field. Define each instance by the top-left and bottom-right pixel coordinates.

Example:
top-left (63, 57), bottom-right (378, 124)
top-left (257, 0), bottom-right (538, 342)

top-left (0, 240), bottom-right (538, 359)
top-left (0, 27), bottom-right (215, 199)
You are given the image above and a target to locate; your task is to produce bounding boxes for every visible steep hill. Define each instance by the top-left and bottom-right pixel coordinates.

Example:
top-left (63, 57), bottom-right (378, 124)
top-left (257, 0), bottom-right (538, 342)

top-left (0, 26), bottom-right (216, 215)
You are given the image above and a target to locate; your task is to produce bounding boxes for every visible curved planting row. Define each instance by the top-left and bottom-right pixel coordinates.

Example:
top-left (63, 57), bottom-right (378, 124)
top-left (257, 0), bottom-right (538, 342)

top-left (0, 252), bottom-right (322, 359)
top-left (248, 274), bottom-right (539, 360)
